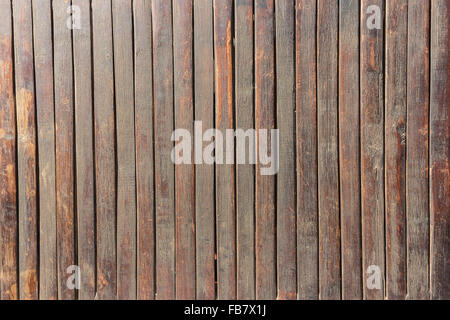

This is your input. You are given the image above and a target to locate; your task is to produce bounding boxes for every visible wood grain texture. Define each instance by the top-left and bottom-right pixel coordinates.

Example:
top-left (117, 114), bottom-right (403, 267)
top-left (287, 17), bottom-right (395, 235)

top-left (0, 0), bottom-right (18, 300)
top-left (32, 0), bottom-right (57, 300)
top-left (275, 0), bottom-right (296, 301)
top-left (430, 0), bottom-right (450, 301)
top-left (235, 0), bottom-right (255, 300)
top-left (255, 0), bottom-right (276, 300)
top-left (152, 0), bottom-right (175, 300)
top-left (194, 0), bottom-right (215, 300)
top-left (92, 0), bottom-right (117, 300)
top-left (317, 0), bottom-right (340, 300)
top-left (112, 0), bottom-right (137, 300)
top-left (73, 0), bottom-right (95, 300)
top-left (173, 0), bottom-right (195, 300)
top-left (133, 0), bottom-right (155, 300)
top-left (339, 0), bottom-right (362, 300)
top-left (12, 0), bottom-right (38, 300)
top-left (385, 0), bottom-right (407, 300)
top-left (295, 0), bottom-right (318, 300)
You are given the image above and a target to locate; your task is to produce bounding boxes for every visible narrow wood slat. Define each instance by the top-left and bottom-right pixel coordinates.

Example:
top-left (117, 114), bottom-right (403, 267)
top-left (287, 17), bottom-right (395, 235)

top-left (133, 0), bottom-right (155, 300)
top-left (339, 0), bottom-right (362, 300)
top-left (406, 0), bottom-right (430, 300)
top-left (92, 0), bottom-right (117, 300)
top-left (12, 0), bottom-right (38, 300)
top-left (152, 0), bottom-right (175, 300)
top-left (255, 0), bottom-right (276, 300)
top-left (317, 0), bottom-right (340, 300)
top-left (0, 0), bottom-right (18, 301)
top-left (32, 0), bottom-right (57, 300)
top-left (112, 0), bottom-right (137, 300)
top-left (295, 0), bottom-right (318, 300)
top-left (275, 0), bottom-right (296, 300)
top-left (194, 0), bottom-right (215, 300)
top-left (430, 0), bottom-right (450, 300)
top-left (385, 0), bottom-right (407, 300)
top-left (235, 0), bottom-right (255, 300)
top-left (73, 0), bottom-right (95, 300)
top-left (214, 0), bottom-right (236, 300)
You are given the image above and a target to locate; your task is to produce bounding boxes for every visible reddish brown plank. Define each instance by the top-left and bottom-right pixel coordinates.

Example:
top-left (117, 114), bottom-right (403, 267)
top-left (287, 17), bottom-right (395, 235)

top-left (133, 0), bottom-right (155, 300)
top-left (385, 0), bottom-right (407, 300)
top-left (12, 0), bottom-right (38, 300)
top-left (0, 0), bottom-right (18, 301)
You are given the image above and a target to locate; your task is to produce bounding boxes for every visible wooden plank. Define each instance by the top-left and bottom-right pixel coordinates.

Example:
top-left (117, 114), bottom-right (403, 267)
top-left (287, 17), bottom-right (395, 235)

top-left (430, 0), bottom-right (450, 301)
top-left (255, 0), bottom-right (276, 300)
top-left (235, 0), bottom-right (255, 300)
top-left (214, 0), bottom-right (236, 300)
top-left (133, 0), bottom-right (155, 301)
top-left (32, 0), bottom-right (57, 300)
top-left (406, 0), bottom-right (430, 300)
top-left (194, 0), bottom-right (215, 300)
top-left (275, 0), bottom-right (296, 300)
top-left (295, 0), bottom-right (318, 300)
top-left (317, 0), bottom-right (340, 300)
top-left (339, 0), bottom-right (362, 300)
top-left (92, 0), bottom-right (117, 300)
top-left (112, 0), bottom-right (137, 300)
top-left (385, 0), bottom-right (407, 300)
top-left (0, 0), bottom-right (18, 301)
top-left (152, 0), bottom-right (175, 300)
top-left (12, 0), bottom-right (38, 300)
top-left (72, 0), bottom-right (95, 300)
top-left (173, 0), bottom-right (195, 300)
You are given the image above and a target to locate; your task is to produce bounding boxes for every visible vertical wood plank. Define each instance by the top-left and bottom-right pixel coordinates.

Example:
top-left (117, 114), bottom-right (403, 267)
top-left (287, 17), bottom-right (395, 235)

top-left (92, 0), bottom-right (117, 300)
top-left (295, 0), bottom-right (318, 300)
top-left (339, 0), bottom-right (362, 300)
top-left (275, 0), bottom-right (296, 300)
top-left (235, 0), bottom-right (255, 300)
top-left (32, 0), bottom-right (57, 300)
top-left (152, 0), bottom-right (175, 300)
top-left (430, 0), bottom-right (450, 301)
top-left (255, 0), bottom-right (276, 300)
top-left (317, 0), bottom-right (340, 300)
top-left (133, 0), bottom-right (155, 300)
top-left (406, 0), bottom-right (430, 300)
top-left (12, 0), bottom-right (38, 300)
top-left (112, 0), bottom-right (137, 300)
top-left (385, 0), bottom-right (407, 300)
top-left (214, 0), bottom-right (236, 300)
top-left (0, 0), bottom-right (18, 301)
top-left (194, 0), bottom-right (215, 300)
top-left (73, 0), bottom-right (95, 300)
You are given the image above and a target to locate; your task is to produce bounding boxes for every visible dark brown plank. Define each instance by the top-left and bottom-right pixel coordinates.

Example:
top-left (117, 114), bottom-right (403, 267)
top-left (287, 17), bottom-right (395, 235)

top-left (152, 0), bottom-right (175, 300)
top-left (295, 0), bottom-right (318, 300)
top-left (92, 0), bottom-right (117, 300)
top-left (430, 0), bottom-right (450, 301)
top-left (385, 0), bottom-right (407, 300)
top-left (339, 0), bottom-right (362, 300)
top-left (194, 0), bottom-right (215, 300)
top-left (235, 0), bottom-right (255, 300)
top-left (112, 0), bottom-right (137, 300)
top-left (255, 0), bottom-right (276, 300)
top-left (275, 0), bottom-right (296, 300)
top-left (12, 0), bottom-right (38, 300)
top-left (406, 0), bottom-right (430, 300)
top-left (317, 0), bottom-right (340, 300)
top-left (133, 0), bottom-right (155, 300)
top-left (32, 0), bottom-right (57, 300)
top-left (0, 0), bottom-right (18, 301)
top-left (73, 0), bottom-right (95, 300)
top-left (214, 0), bottom-right (236, 300)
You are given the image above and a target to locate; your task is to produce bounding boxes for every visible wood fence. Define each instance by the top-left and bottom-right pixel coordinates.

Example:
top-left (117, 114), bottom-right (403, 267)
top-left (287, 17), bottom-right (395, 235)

top-left (0, 0), bottom-right (448, 300)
